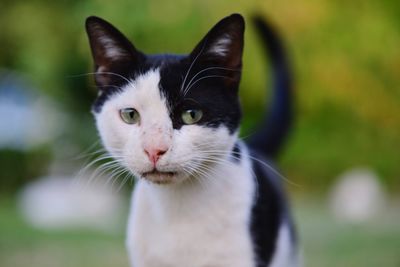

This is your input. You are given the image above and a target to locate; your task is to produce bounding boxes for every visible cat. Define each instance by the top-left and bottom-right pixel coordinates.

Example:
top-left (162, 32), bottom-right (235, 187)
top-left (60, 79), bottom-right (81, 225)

top-left (85, 13), bottom-right (299, 267)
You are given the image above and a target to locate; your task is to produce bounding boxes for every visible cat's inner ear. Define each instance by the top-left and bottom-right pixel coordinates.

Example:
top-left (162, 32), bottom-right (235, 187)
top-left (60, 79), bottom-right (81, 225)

top-left (190, 14), bottom-right (245, 74)
top-left (85, 16), bottom-right (142, 88)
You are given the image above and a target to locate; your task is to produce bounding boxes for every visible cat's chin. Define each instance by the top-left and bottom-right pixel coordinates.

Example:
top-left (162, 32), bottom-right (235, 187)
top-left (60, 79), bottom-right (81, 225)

top-left (141, 170), bottom-right (179, 185)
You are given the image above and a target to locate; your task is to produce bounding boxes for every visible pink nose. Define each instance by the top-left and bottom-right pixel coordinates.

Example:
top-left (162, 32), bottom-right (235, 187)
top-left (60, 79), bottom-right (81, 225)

top-left (144, 148), bottom-right (167, 165)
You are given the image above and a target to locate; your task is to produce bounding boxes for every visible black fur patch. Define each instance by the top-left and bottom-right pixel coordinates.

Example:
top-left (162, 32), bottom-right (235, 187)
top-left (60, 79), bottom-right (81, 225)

top-left (249, 150), bottom-right (293, 266)
top-left (158, 58), bottom-right (242, 133)
top-left (231, 142), bottom-right (241, 162)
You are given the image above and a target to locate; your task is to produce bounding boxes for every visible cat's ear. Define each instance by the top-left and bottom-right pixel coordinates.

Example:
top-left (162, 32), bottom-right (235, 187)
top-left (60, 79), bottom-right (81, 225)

top-left (190, 14), bottom-right (245, 78)
top-left (85, 16), bottom-right (143, 88)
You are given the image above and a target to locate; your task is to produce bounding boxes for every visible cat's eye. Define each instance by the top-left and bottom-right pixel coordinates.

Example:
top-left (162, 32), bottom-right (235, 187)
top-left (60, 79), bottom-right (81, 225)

top-left (120, 108), bottom-right (140, 124)
top-left (182, 109), bottom-right (203, 125)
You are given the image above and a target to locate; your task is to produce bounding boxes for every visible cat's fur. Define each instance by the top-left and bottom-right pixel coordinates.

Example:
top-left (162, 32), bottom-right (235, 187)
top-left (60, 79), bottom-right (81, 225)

top-left (85, 13), bottom-right (298, 267)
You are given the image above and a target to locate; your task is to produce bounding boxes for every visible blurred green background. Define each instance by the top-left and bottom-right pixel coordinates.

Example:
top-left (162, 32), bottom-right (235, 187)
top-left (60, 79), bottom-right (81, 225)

top-left (0, 0), bottom-right (399, 266)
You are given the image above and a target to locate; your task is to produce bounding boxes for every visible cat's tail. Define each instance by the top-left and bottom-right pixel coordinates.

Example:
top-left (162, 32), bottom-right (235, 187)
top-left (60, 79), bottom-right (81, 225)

top-left (247, 15), bottom-right (293, 159)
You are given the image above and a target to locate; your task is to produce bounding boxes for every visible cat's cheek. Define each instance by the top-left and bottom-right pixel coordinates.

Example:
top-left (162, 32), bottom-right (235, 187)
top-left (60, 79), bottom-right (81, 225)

top-left (95, 110), bottom-right (127, 154)
top-left (168, 126), bottom-right (236, 176)
top-left (188, 125), bottom-right (237, 153)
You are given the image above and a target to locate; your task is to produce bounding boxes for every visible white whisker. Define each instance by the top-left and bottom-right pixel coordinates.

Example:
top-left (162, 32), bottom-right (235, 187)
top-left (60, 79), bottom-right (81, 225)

top-left (180, 41), bottom-right (208, 93)
top-left (183, 75), bottom-right (232, 96)
top-left (188, 147), bottom-right (300, 187)
top-left (185, 66), bottom-right (240, 93)
top-left (68, 71), bottom-right (131, 84)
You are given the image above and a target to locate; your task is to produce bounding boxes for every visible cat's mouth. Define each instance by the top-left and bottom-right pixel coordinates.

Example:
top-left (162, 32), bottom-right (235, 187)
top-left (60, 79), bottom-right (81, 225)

top-left (142, 169), bottom-right (177, 184)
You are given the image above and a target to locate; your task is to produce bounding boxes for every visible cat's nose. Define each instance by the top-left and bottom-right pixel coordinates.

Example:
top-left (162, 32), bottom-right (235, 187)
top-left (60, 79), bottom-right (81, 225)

top-left (144, 147), bottom-right (167, 165)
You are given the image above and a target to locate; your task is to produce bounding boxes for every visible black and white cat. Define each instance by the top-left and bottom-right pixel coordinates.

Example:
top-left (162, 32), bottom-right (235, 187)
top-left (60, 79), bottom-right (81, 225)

top-left (85, 13), bottom-right (299, 267)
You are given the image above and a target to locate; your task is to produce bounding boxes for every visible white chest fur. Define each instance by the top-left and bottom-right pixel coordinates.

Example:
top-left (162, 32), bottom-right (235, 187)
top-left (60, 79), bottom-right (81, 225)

top-left (126, 153), bottom-right (256, 267)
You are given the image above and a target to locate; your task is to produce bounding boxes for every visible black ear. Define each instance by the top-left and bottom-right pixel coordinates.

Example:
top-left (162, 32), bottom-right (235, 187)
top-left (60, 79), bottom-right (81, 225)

top-left (85, 16), bottom-right (143, 89)
top-left (189, 14), bottom-right (245, 83)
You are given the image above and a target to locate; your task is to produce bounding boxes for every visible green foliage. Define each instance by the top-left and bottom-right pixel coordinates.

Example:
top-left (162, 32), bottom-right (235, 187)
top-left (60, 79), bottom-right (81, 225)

top-left (0, 197), bottom-right (129, 267)
top-left (0, 0), bottom-right (399, 191)
top-left (0, 147), bottom-right (52, 193)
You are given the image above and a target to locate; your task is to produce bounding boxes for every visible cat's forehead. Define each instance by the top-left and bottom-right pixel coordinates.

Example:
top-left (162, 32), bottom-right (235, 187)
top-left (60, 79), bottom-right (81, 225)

top-left (92, 55), bottom-right (188, 113)
top-left (109, 69), bottom-right (169, 116)
top-left (105, 55), bottom-right (189, 111)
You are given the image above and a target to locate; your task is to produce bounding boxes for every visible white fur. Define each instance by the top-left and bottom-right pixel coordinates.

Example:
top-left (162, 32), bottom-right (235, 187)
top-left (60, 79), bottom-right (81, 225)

top-left (208, 35), bottom-right (231, 57)
top-left (270, 223), bottom-right (300, 267)
top-left (100, 36), bottom-right (128, 58)
top-left (95, 69), bottom-right (296, 266)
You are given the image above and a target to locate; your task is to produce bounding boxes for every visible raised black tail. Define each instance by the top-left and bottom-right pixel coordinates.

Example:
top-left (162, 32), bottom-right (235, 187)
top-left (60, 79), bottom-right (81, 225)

top-left (247, 15), bottom-right (293, 159)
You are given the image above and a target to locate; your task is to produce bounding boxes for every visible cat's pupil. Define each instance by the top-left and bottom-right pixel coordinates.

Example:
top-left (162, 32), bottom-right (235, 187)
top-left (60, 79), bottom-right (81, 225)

top-left (189, 110), bottom-right (195, 118)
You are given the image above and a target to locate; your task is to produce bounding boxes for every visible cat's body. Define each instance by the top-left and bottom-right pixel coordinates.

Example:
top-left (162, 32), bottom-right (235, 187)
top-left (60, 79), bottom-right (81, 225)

top-left (127, 142), bottom-right (297, 267)
top-left (85, 14), bottom-right (298, 267)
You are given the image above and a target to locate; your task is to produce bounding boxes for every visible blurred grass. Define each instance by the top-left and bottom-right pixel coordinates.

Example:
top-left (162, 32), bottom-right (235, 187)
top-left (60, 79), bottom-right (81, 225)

top-left (294, 196), bottom-right (400, 267)
top-left (0, 197), bottom-right (129, 267)
top-left (1, 195), bottom-right (400, 267)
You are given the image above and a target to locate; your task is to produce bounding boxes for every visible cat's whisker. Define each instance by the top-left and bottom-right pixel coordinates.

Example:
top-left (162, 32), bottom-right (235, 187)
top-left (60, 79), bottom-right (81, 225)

top-left (182, 165), bottom-right (210, 190)
top-left (104, 167), bottom-right (129, 188)
top-left (194, 164), bottom-right (227, 189)
top-left (183, 158), bottom-right (219, 185)
top-left (78, 155), bottom-right (123, 178)
top-left (75, 152), bottom-right (113, 181)
top-left (115, 171), bottom-right (134, 192)
top-left (106, 165), bottom-right (130, 182)
top-left (87, 160), bottom-right (124, 186)
top-left (103, 164), bottom-right (131, 190)
top-left (184, 66), bottom-right (241, 94)
top-left (73, 140), bottom-right (103, 160)
top-left (180, 167), bottom-right (197, 188)
top-left (80, 153), bottom-right (125, 183)
top-left (195, 158), bottom-right (260, 196)
top-left (193, 163), bottom-right (219, 182)
top-left (183, 160), bottom-right (208, 178)
top-left (200, 156), bottom-right (260, 191)
top-left (246, 156), bottom-right (300, 187)
top-left (183, 75), bottom-right (233, 96)
top-left (68, 71), bottom-right (131, 84)
top-left (117, 173), bottom-right (134, 192)
top-left (183, 155), bottom-right (230, 184)
top-left (189, 146), bottom-right (292, 187)
top-left (180, 41), bottom-right (208, 92)
top-left (239, 131), bottom-right (259, 141)
top-left (95, 84), bottom-right (123, 90)
top-left (193, 149), bottom-right (300, 187)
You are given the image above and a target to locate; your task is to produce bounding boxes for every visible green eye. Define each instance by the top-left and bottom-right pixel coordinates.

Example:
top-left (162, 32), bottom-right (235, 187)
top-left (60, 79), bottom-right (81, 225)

top-left (182, 109), bottom-right (203, 125)
top-left (120, 108), bottom-right (140, 124)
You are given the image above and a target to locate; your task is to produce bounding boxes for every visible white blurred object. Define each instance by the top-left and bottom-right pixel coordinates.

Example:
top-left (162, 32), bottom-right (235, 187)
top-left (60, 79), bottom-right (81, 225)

top-left (0, 70), bottom-right (66, 150)
top-left (18, 175), bottom-right (124, 232)
top-left (330, 168), bottom-right (386, 223)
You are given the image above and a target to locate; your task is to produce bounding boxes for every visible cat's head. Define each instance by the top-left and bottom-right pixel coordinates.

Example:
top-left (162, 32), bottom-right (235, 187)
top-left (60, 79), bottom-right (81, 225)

top-left (85, 14), bottom-right (244, 185)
